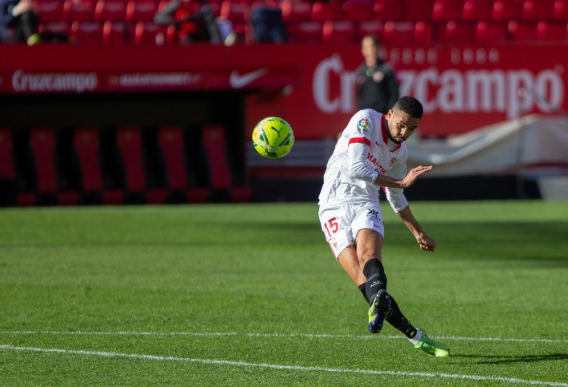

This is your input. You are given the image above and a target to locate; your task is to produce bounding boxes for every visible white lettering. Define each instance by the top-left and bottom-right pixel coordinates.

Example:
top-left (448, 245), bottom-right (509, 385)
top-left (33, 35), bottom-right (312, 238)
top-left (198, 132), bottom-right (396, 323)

top-left (313, 54), bottom-right (354, 114)
top-left (12, 70), bottom-right (97, 93)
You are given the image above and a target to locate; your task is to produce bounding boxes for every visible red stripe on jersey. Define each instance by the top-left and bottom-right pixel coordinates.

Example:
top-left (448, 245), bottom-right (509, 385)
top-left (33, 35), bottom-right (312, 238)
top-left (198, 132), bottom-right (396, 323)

top-left (348, 137), bottom-right (371, 146)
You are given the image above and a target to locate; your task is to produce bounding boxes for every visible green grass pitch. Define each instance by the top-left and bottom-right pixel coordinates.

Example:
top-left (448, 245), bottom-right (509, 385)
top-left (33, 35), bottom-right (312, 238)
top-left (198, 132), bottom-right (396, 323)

top-left (0, 201), bottom-right (567, 386)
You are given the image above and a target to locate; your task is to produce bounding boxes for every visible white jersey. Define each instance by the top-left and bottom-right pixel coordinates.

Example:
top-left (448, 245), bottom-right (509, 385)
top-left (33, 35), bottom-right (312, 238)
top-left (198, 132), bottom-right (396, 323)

top-left (318, 109), bottom-right (409, 213)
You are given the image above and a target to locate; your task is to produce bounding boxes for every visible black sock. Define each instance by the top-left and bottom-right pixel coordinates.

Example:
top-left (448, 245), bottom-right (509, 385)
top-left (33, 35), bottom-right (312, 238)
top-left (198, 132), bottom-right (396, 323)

top-left (358, 283), bottom-right (369, 303)
top-left (386, 296), bottom-right (417, 339)
top-left (362, 258), bottom-right (387, 305)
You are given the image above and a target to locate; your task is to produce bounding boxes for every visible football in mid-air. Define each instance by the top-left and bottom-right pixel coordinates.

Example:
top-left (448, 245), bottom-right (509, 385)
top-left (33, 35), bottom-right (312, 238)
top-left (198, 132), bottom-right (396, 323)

top-left (252, 117), bottom-right (295, 159)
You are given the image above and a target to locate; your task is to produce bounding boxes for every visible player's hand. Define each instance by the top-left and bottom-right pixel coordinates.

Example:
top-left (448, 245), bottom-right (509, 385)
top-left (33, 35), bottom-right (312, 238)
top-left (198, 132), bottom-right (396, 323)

top-left (401, 165), bottom-right (432, 189)
top-left (417, 234), bottom-right (436, 252)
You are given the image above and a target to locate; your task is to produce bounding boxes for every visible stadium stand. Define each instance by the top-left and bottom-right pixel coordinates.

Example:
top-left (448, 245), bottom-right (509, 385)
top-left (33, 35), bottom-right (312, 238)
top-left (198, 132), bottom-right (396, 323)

top-left (95, 0), bottom-right (129, 22)
top-left (475, 21), bottom-right (508, 42)
top-left (201, 125), bottom-right (251, 202)
top-left (432, 0), bottom-right (464, 21)
top-left (342, 0), bottom-right (374, 22)
top-left (73, 128), bottom-right (124, 204)
top-left (102, 21), bottom-right (127, 44)
top-left (64, 0), bottom-right (97, 22)
top-left (280, 0), bottom-right (312, 23)
top-left (71, 21), bottom-right (104, 44)
top-left (373, 0), bottom-right (405, 21)
top-left (462, 0), bottom-right (494, 21)
top-left (322, 20), bottom-right (355, 43)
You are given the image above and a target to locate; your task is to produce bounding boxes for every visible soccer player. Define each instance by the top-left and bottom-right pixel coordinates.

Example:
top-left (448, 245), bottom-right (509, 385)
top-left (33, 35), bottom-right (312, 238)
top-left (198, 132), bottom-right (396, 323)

top-left (318, 96), bottom-right (449, 357)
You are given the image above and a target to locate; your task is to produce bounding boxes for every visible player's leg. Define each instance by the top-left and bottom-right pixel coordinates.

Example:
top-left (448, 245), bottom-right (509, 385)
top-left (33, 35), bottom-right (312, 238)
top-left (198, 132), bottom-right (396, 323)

top-left (354, 228), bottom-right (392, 333)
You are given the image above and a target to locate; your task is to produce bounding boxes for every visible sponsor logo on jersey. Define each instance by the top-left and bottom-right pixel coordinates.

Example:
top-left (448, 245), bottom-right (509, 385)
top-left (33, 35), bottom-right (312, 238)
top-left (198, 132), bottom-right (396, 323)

top-left (357, 118), bottom-right (370, 134)
top-left (367, 153), bottom-right (387, 175)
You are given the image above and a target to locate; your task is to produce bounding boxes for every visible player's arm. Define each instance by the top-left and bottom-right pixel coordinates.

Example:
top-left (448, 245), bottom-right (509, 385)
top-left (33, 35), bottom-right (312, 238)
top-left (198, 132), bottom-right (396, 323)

top-left (396, 205), bottom-right (436, 252)
top-left (373, 165), bottom-right (432, 189)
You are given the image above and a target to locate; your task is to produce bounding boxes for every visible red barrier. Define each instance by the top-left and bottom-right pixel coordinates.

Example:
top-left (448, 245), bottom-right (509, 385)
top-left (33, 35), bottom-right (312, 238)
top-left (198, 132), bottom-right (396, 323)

top-left (1, 43), bottom-right (567, 137)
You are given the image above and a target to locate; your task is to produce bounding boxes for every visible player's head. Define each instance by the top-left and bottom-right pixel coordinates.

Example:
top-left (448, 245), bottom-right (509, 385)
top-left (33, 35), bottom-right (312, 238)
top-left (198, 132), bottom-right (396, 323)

top-left (385, 96), bottom-right (423, 144)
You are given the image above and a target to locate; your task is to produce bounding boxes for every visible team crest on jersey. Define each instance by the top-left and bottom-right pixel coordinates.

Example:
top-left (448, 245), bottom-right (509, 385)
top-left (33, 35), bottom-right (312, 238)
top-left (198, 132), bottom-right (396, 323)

top-left (390, 157), bottom-right (398, 167)
top-left (357, 118), bottom-right (370, 134)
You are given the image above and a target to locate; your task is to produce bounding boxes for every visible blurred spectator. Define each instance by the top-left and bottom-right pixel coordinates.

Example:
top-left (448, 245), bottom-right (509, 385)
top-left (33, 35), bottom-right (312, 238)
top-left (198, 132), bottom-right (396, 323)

top-left (250, 5), bottom-right (286, 43)
top-left (154, 0), bottom-right (224, 44)
top-left (0, 0), bottom-right (40, 45)
top-left (355, 35), bottom-right (399, 114)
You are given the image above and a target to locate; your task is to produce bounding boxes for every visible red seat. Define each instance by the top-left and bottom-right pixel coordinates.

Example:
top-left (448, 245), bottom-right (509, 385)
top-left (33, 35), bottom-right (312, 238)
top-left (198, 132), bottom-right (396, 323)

top-left (373, 0), bottom-right (406, 21)
top-left (508, 20), bottom-right (537, 40)
top-left (134, 22), bottom-right (167, 45)
top-left (463, 0), bottom-right (493, 20)
top-left (39, 21), bottom-right (71, 36)
top-left (438, 20), bottom-right (477, 42)
top-left (71, 21), bottom-right (103, 44)
top-left (405, 0), bottom-right (435, 21)
top-left (286, 21), bottom-right (323, 43)
top-left (95, 0), bottom-right (128, 22)
top-left (432, 0), bottom-right (464, 21)
top-left (116, 126), bottom-right (167, 204)
top-left (356, 20), bottom-right (384, 39)
top-left (201, 125), bottom-right (250, 202)
top-left (73, 128), bottom-right (123, 204)
top-left (35, 0), bottom-right (65, 22)
top-left (323, 20), bottom-right (355, 43)
top-left (311, 1), bottom-right (343, 21)
top-left (158, 126), bottom-right (208, 203)
top-left (342, 0), bottom-right (374, 22)
top-left (382, 21), bottom-right (415, 44)
top-left (414, 20), bottom-right (433, 43)
top-left (126, 0), bottom-right (159, 22)
top-left (64, 0), bottom-right (97, 22)
top-left (552, 0), bottom-right (568, 20)
top-left (476, 21), bottom-right (508, 41)
top-left (492, 0), bottom-right (523, 21)
top-left (30, 128), bottom-right (79, 206)
top-left (536, 21), bottom-right (567, 40)
top-left (220, 1), bottom-right (250, 24)
top-left (0, 129), bottom-right (14, 180)
top-left (521, 0), bottom-right (553, 21)
top-left (103, 21), bottom-right (126, 44)
top-left (280, 0), bottom-right (312, 22)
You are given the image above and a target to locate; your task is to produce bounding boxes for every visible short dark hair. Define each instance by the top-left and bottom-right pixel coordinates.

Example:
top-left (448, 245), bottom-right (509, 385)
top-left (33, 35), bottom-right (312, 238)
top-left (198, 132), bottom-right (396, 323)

top-left (393, 96), bottom-right (423, 119)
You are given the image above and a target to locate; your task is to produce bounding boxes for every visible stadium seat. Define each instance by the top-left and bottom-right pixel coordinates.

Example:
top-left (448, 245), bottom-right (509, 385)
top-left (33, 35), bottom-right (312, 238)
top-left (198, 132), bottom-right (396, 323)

top-left (35, 0), bottom-right (65, 22)
top-left (103, 21), bottom-right (126, 44)
top-left (492, 0), bottom-right (523, 21)
top-left (29, 128), bottom-right (79, 206)
top-left (463, 0), bottom-right (493, 20)
top-left (39, 21), bottom-right (71, 41)
top-left (438, 20), bottom-right (476, 42)
top-left (342, 0), bottom-right (374, 22)
top-left (73, 128), bottom-right (124, 204)
top-left (382, 21), bottom-right (415, 44)
top-left (552, 0), bottom-right (568, 20)
top-left (285, 21), bottom-right (323, 43)
top-left (507, 20), bottom-right (537, 40)
top-left (64, 0), bottom-right (97, 22)
top-left (356, 20), bottom-right (384, 40)
top-left (0, 129), bottom-right (14, 180)
top-left (521, 0), bottom-right (553, 21)
top-left (71, 21), bottom-right (104, 44)
top-left (373, 0), bottom-right (406, 21)
top-left (414, 20), bottom-right (433, 43)
top-left (116, 126), bottom-right (167, 204)
top-left (432, 0), bottom-right (463, 21)
top-left (157, 127), bottom-right (208, 203)
top-left (536, 21), bottom-right (567, 40)
top-left (95, 0), bottom-right (128, 22)
top-left (280, 0), bottom-right (312, 23)
top-left (201, 125), bottom-right (251, 203)
top-left (126, 0), bottom-right (159, 22)
top-left (311, 1), bottom-right (343, 22)
top-left (134, 22), bottom-right (167, 45)
top-left (475, 21), bottom-right (508, 42)
top-left (405, 0), bottom-right (435, 21)
top-left (220, 1), bottom-right (250, 25)
top-left (322, 20), bottom-right (355, 43)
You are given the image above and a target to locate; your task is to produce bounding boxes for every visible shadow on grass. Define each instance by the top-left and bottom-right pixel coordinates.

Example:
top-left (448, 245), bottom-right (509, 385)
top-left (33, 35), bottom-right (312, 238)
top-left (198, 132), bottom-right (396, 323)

top-left (451, 352), bottom-right (568, 364)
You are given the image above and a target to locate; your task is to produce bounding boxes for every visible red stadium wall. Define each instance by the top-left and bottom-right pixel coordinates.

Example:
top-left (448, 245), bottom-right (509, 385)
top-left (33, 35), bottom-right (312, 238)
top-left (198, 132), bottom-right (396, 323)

top-left (1, 42), bottom-right (567, 138)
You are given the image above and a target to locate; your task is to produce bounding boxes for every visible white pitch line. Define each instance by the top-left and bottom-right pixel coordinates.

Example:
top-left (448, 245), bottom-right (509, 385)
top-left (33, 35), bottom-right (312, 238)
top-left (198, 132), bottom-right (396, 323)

top-left (0, 344), bottom-right (567, 387)
top-left (0, 331), bottom-right (567, 344)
